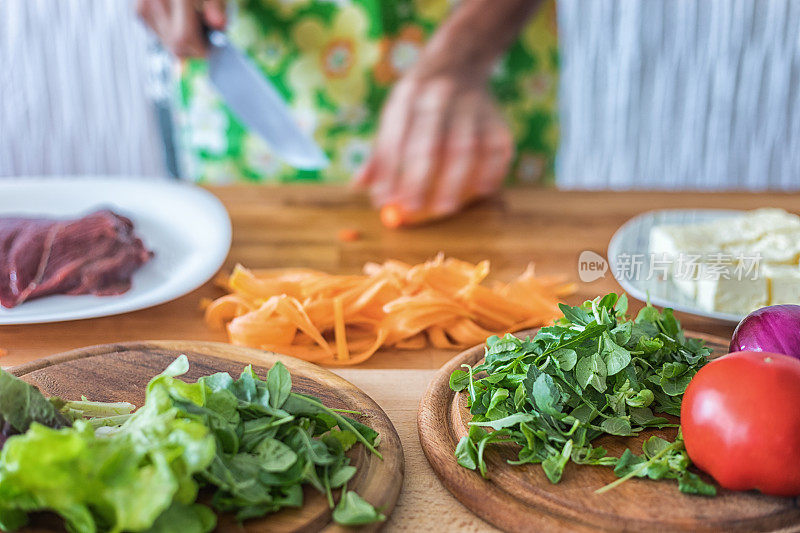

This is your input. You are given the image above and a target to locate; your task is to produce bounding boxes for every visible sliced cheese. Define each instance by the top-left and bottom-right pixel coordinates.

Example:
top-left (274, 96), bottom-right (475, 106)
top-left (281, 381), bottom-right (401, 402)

top-left (647, 208), bottom-right (800, 314)
top-left (723, 232), bottom-right (800, 265)
top-left (649, 225), bottom-right (718, 262)
top-left (764, 264), bottom-right (800, 305)
top-left (694, 276), bottom-right (768, 315)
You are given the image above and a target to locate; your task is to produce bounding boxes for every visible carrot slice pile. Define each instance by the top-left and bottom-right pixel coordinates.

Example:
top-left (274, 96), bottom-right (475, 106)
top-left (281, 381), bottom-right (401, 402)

top-left (205, 255), bottom-right (575, 366)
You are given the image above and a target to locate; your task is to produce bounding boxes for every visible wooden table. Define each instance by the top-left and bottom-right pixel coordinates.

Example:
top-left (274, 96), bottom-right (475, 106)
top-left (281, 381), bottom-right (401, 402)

top-left (2, 185), bottom-right (798, 531)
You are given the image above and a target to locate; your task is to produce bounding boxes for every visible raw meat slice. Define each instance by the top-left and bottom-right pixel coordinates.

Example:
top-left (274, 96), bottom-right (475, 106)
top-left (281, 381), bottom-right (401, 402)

top-left (0, 210), bottom-right (152, 308)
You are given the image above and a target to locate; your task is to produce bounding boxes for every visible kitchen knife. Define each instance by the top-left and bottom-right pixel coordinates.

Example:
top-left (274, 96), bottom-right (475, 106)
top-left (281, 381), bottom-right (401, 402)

top-left (206, 31), bottom-right (328, 170)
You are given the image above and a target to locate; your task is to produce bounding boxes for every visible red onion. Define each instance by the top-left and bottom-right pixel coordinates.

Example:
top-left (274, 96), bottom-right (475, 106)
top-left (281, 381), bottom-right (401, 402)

top-left (730, 305), bottom-right (800, 360)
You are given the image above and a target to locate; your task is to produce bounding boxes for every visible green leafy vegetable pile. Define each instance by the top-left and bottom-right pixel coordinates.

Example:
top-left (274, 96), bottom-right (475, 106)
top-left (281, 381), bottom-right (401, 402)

top-left (450, 293), bottom-right (716, 495)
top-left (0, 356), bottom-right (384, 532)
top-left (190, 359), bottom-right (385, 526)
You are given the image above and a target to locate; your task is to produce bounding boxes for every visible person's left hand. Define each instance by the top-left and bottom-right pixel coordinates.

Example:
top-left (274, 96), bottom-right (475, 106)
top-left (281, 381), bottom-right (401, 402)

top-left (354, 68), bottom-right (514, 218)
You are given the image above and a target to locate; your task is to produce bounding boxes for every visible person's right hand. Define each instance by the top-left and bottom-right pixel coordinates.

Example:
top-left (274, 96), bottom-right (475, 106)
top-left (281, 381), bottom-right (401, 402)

top-left (136, 0), bottom-right (227, 58)
top-left (354, 71), bottom-right (513, 220)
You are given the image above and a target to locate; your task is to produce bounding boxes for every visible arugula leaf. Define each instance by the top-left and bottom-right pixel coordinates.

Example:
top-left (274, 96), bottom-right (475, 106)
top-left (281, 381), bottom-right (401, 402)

top-left (610, 321), bottom-right (633, 345)
top-left (601, 333), bottom-right (631, 376)
top-left (625, 389), bottom-right (654, 408)
top-left (332, 491), bottom-right (385, 526)
top-left (486, 388), bottom-right (510, 419)
top-left (326, 429), bottom-right (358, 451)
top-left (267, 362), bottom-right (291, 409)
top-left (542, 440), bottom-right (573, 483)
top-left (455, 436), bottom-right (479, 470)
top-left (576, 352), bottom-right (607, 392)
top-left (551, 348), bottom-right (578, 372)
top-left (449, 369), bottom-right (470, 392)
top-left (600, 417), bottom-right (633, 436)
top-left (613, 448), bottom-right (645, 477)
top-left (656, 371), bottom-right (695, 397)
top-left (629, 406), bottom-right (668, 426)
top-left (635, 305), bottom-right (660, 325)
top-left (329, 465), bottom-right (357, 488)
top-left (642, 436), bottom-right (672, 457)
top-left (256, 438), bottom-right (298, 472)
top-left (614, 294), bottom-right (629, 315)
top-left (572, 444), bottom-right (616, 466)
top-left (469, 413), bottom-right (537, 430)
top-left (531, 373), bottom-right (563, 416)
top-left (558, 303), bottom-right (592, 326)
top-left (678, 472), bottom-right (717, 496)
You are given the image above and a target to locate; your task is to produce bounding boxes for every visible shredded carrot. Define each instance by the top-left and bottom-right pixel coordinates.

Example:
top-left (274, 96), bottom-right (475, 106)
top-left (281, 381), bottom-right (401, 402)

top-left (205, 255), bottom-right (574, 366)
top-left (333, 297), bottom-right (350, 361)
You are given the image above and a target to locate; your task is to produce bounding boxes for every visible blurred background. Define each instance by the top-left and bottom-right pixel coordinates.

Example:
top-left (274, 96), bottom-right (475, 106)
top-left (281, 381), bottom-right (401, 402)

top-left (2, 0), bottom-right (800, 191)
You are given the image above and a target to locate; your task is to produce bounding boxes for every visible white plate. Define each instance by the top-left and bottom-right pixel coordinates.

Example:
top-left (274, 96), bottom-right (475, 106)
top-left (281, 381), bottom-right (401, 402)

top-left (608, 209), bottom-right (745, 325)
top-left (0, 177), bottom-right (231, 324)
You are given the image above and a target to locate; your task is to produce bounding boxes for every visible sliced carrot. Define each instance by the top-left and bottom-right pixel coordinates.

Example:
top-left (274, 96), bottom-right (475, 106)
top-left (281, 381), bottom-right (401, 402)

top-left (337, 228), bottom-right (361, 242)
top-left (228, 264), bottom-right (303, 300)
top-left (395, 333), bottom-right (427, 350)
top-left (204, 257), bottom-right (574, 366)
top-left (380, 204), bottom-right (454, 228)
top-left (379, 205), bottom-right (404, 229)
top-left (333, 297), bottom-right (349, 361)
top-left (427, 325), bottom-right (461, 350)
top-left (205, 294), bottom-right (256, 330)
top-left (272, 296), bottom-right (332, 356)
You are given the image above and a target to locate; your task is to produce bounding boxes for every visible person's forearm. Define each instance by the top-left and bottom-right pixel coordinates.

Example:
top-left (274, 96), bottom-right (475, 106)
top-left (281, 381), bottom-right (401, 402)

top-left (414, 0), bottom-right (543, 79)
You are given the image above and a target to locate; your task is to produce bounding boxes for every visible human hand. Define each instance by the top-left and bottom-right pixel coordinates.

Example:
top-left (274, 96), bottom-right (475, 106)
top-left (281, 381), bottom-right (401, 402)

top-left (136, 0), bottom-right (226, 58)
top-left (354, 0), bottom-right (539, 226)
top-left (354, 69), bottom-right (513, 221)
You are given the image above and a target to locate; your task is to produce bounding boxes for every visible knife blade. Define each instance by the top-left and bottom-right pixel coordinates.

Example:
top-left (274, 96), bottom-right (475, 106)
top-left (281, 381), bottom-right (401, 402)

top-left (206, 31), bottom-right (328, 170)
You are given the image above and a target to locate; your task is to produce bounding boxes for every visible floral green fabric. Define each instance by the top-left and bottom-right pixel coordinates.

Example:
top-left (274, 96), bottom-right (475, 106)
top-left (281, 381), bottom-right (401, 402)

top-left (177, 0), bottom-right (558, 185)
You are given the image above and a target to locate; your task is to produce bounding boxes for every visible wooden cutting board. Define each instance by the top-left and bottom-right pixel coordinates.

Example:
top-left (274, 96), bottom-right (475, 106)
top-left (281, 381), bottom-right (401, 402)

top-left (417, 331), bottom-right (800, 532)
top-left (10, 341), bottom-right (404, 533)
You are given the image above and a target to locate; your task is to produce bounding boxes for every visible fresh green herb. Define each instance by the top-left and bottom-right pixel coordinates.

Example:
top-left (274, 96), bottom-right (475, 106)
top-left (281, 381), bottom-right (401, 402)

top-left (0, 371), bottom-right (71, 444)
top-left (188, 360), bottom-right (383, 523)
top-left (0, 356), bottom-right (384, 532)
top-left (332, 488), bottom-right (386, 526)
top-left (451, 294), bottom-right (713, 495)
top-left (598, 430), bottom-right (716, 496)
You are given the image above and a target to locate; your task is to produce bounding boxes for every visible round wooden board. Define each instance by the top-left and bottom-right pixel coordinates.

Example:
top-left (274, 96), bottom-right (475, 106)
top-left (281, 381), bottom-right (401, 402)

top-left (10, 341), bottom-right (404, 533)
top-left (417, 330), bottom-right (800, 532)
